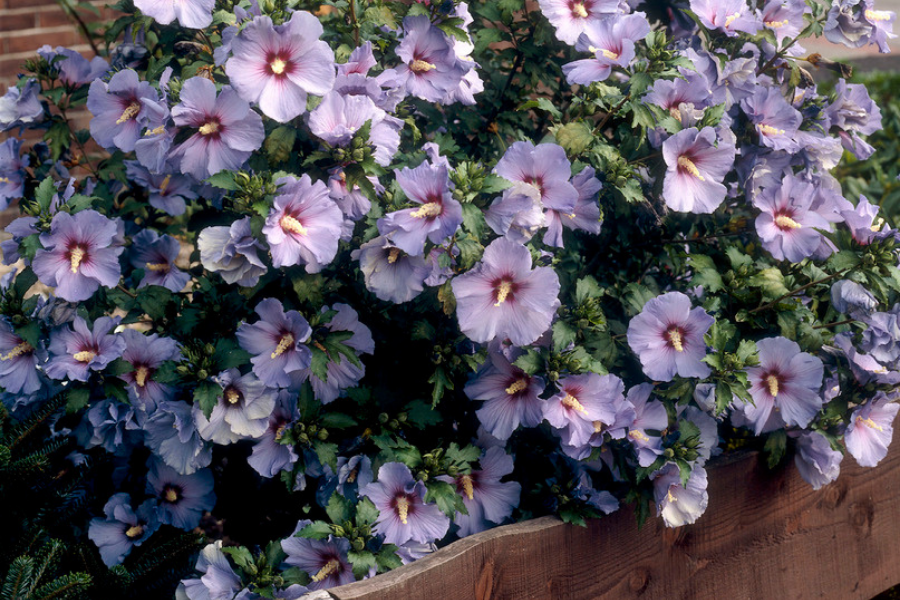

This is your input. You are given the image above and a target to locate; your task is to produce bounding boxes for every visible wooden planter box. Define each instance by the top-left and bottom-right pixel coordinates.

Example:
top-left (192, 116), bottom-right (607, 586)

top-left (308, 441), bottom-right (900, 600)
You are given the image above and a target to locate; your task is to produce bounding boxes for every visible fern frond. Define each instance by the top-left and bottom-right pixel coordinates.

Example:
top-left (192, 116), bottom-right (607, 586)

top-left (2, 556), bottom-right (35, 600)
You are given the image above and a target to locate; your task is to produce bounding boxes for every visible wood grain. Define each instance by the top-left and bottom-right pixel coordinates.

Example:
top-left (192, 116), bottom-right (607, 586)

top-left (322, 442), bottom-right (900, 600)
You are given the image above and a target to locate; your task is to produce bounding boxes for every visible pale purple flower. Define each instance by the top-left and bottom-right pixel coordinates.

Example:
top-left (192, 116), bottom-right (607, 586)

top-left (144, 400), bottom-right (212, 475)
top-left (177, 542), bottom-right (241, 600)
top-left (831, 280), bottom-right (877, 315)
top-left (626, 292), bottom-right (713, 382)
top-left (262, 174), bottom-right (343, 272)
top-left (32, 210), bottom-right (124, 302)
top-left (119, 329), bottom-right (181, 410)
top-left (360, 462), bottom-right (450, 545)
top-left (0, 138), bottom-right (28, 210)
top-left (248, 390), bottom-right (299, 478)
top-left (493, 141), bottom-right (577, 217)
top-left (862, 0), bottom-right (897, 52)
top-left (130, 230), bottom-right (190, 293)
top-left (147, 459), bottom-right (216, 530)
top-left (760, 0), bottom-right (809, 47)
top-left (754, 175), bottom-right (833, 262)
top-left (0, 319), bottom-right (43, 394)
top-left (437, 447), bottom-right (521, 537)
top-left (236, 298), bottom-right (312, 388)
top-left (823, 79), bottom-right (883, 160)
top-left (125, 161), bottom-right (197, 216)
top-left (543, 373), bottom-right (623, 449)
top-left (84, 398), bottom-right (140, 453)
top-left (741, 87), bottom-right (803, 152)
top-left (743, 337), bottom-right (824, 435)
top-left (563, 13), bottom-right (651, 84)
top-left (0, 79), bottom-right (44, 132)
top-left (378, 161), bottom-right (462, 255)
top-left (38, 46), bottom-right (107, 87)
top-left (135, 0), bottom-right (213, 28)
top-left (328, 167), bottom-right (378, 220)
top-left (195, 369), bottom-right (277, 444)
top-left (198, 217), bottom-right (267, 286)
top-left (45, 316), bottom-right (124, 382)
top-left (537, 0), bottom-right (621, 45)
top-left (692, 0), bottom-right (761, 35)
top-left (335, 455), bottom-right (374, 499)
top-left (352, 236), bottom-right (429, 304)
top-left (226, 11), bottom-right (335, 123)
top-left (644, 73), bottom-right (712, 119)
top-left (825, 0), bottom-right (896, 52)
top-left (543, 166), bottom-right (603, 247)
top-left (390, 16), bottom-right (467, 102)
top-left (652, 464), bottom-right (708, 527)
top-left (793, 430), bottom-right (842, 490)
top-left (626, 383), bottom-right (668, 466)
top-left (88, 69), bottom-right (161, 153)
top-left (307, 92), bottom-right (402, 167)
top-left (88, 493), bottom-right (159, 567)
top-left (841, 195), bottom-right (885, 245)
top-left (282, 522), bottom-right (355, 590)
top-left (845, 394), bottom-right (899, 467)
top-left (170, 78), bottom-right (265, 179)
top-left (452, 237), bottom-right (561, 346)
top-left (661, 127), bottom-right (735, 214)
top-left (466, 345), bottom-right (545, 441)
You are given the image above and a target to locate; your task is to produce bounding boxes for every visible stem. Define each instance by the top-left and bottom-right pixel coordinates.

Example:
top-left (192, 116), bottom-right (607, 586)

top-left (595, 94), bottom-right (630, 133)
top-left (117, 284), bottom-right (136, 299)
top-left (657, 230), bottom-right (748, 245)
top-left (813, 318), bottom-right (857, 330)
top-left (56, 0), bottom-right (100, 56)
top-left (487, 45), bottom-right (527, 127)
top-left (748, 268), bottom-right (852, 314)
top-left (59, 103), bottom-right (100, 178)
top-left (349, 0), bottom-right (360, 46)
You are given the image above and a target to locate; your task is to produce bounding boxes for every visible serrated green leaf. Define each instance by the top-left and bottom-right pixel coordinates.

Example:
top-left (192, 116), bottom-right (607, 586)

top-left (194, 381), bottom-right (220, 419)
top-left (551, 321), bottom-right (578, 352)
top-left (512, 348), bottom-right (543, 375)
top-left (764, 429), bottom-right (787, 469)
top-left (326, 492), bottom-right (353, 524)
top-left (404, 399), bottom-right (442, 429)
top-left (298, 521), bottom-right (334, 540)
top-left (689, 254), bottom-right (724, 293)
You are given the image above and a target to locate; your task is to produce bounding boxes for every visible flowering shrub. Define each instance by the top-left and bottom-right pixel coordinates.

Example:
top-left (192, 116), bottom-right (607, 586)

top-left (1, 0), bottom-right (899, 596)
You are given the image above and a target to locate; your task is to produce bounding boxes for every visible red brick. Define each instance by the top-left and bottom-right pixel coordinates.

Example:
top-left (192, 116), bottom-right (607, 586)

top-left (0, 11), bottom-right (38, 31)
top-left (4, 27), bottom-right (82, 53)
top-left (36, 8), bottom-right (76, 28)
top-left (6, 0), bottom-right (56, 8)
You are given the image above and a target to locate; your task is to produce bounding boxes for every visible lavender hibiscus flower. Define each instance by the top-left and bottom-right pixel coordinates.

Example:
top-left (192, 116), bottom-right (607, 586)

top-left (226, 11), bottom-right (335, 123)
top-left (0, 138), bottom-right (27, 210)
top-left (147, 459), bottom-right (216, 530)
top-left (195, 369), bottom-right (277, 444)
top-left (307, 92), bottom-right (402, 166)
top-left (741, 87), bottom-right (803, 152)
top-left (125, 161), bottom-right (197, 216)
top-left (360, 462), bottom-right (450, 546)
top-left (652, 464), bottom-right (709, 527)
top-left (0, 79), bottom-right (44, 132)
top-left (753, 175), bottom-right (833, 262)
top-left (87, 69), bottom-right (160, 153)
top-left (563, 14), bottom-right (651, 84)
top-left (823, 79), bottom-right (883, 160)
top-left (452, 237), bottom-right (561, 346)
top-left (236, 298), bottom-right (312, 388)
top-left (282, 521), bottom-right (355, 590)
top-left (543, 373), bottom-right (623, 449)
top-left (134, 0), bottom-right (213, 29)
top-left (0, 319), bottom-right (43, 394)
top-left (32, 210), bottom-right (124, 302)
top-left (377, 160), bottom-right (462, 256)
top-left (661, 127), bottom-right (736, 214)
top-left (543, 165), bottom-right (603, 247)
top-left (198, 217), bottom-right (267, 287)
top-left (38, 45), bottom-right (108, 86)
top-left (119, 329), bottom-right (181, 410)
top-left (390, 16), bottom-right (467, 102)
top-left (353, 236), bottom-right (429, 304)
top-left (170, 78), bottom-right (265, 179)
top-left (627, 292), bottom-right (714, 381)
top-left (626, 384), bottom-right (669, 466)
top-left (88, 493), bottom-right (159, 567)
top-left (45, 316), bottom-right (124, 382)
top-left (844, 393), bottom-right (899, 467)
top-left (742, 336), bottom-right (824, 434)
top-left (262, 175), bottom-right (344, 272)
top-left (144, 400), bottom-right (212, 475)
top-left (177, 542), bottom-right (242, 600)
top-left (248, 390), bottom-right (300, 478)
top-left (130, 230), bottom-right (190, 293)
top-left (691, 0), bottom-right (761, 35)
top-left (537, 0), bottom-right (621, 45)
top-left (793, 430), bottom-right (842, 490)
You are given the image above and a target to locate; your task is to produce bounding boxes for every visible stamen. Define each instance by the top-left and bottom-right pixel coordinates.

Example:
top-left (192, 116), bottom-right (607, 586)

top-left (765, 19), bottom-right (789, 28)
top-left (116, 102), bottom-right (142, 124)
top-left (505, 378), bottom-right (529, 395)
top-left (677, 156), bottom-right (705, 181)
top-left (724, 12), bottom-right (739, 27)
top-left (629, 429), bottom-right (650, 443)
top-left (199, 121), bottom-right (220, 136)
top-left (460, 474), bottom-right (475, 500)
top-left (410, 202), bottom-right (442, 219)
top-left (561, 392), bottom-right (588, 414)
top-left (766, 374), bottom-right (779, 397)
top-left (347, 467), bottom-right (359, 483)
top-left (857, 415), bottom-right (884, 431)
top-left (270, 58), bottom-right (287, 75)
top-left (387, 248), bottom-right (402, 264)
top-left (271, 333), bottom-right (295, 359)
top-left (0, 341), bottom-right (33, 361)
top-left (164, 488), bottom-right (179, 503)
top-left (775, 214), bottom-right (802, 230)
top-left (125, 525), bottom-right (144, 539)
top-left (871, 217), bottom-right (885, 232)
top-left (667, 328), bottom-right (684, 352)
top-left (274, 424), bottom-right (287, 440)
top-left (135, 366), bottom-right (150, 387)
top-left (758, 124), bottom-right (785, 136)
top-left (225, 388), bottom-right (241, 405)
top-left (571, 2), bottom-right (588, 17)
top-left (410, 60), bottom-right (437, 73)
top-left (312, 559), bottom-right (341, 583)
top-left (593, 420), bottom-right (605, 433)
top-left (865, 9), bottom-right (892, 21)
top-left (396, 496), bottom-right (410, 524)
top-left (159, 174), bottom-right (172, 195)
top-left (667, 487), bottom-right (678, 503)
top-left (494, 280), bottom-right (513, 306)
top-left (601, 49), bottom-right (619, 60)
top-left (70, 246), bottom-right (86, 273)
top-left (73, 350), bottom-right (96, 363)
top-left (280, 215), bottom-right (308, 236)
top-left (0, 177), bottom-right (10, 184)
top-left (145, 262), bottom-right (171, 272)
top-left (145, 125), bottom-right (166, 136)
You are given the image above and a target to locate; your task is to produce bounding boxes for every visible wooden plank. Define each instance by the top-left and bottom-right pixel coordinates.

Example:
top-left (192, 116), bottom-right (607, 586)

top-left (326, 442), bottom-right (900, 600)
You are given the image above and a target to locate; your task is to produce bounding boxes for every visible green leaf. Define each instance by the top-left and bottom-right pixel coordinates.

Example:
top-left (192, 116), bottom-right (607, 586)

top-left (35, 177), bottom-right (57, 211)
top-left (206, 171), bottom-right (239, 190)
top-left (12, 268), bottom-right (38, 298)
top-left (375, 545), bottom-right (403, 572)
top-left (689, 255), bottom-right (723, 293)
top-left (194, 381), bottom-right (220, 419)
top-left (14, 321), bottom-right (41, 348)
top-left (715, 382), bottom-right (733, 415)
top-left (313, 440), bottom-right (339, 471)
top-left (554, 121), bottom-right (593, 155)
top-left (518, 98), bottom-right (561, 120)
top-left (309, 344), bottom-right (330, 382)
top-left (363, 5), bottom-right (397, 28)
top-left (749, 268), bottom-right (790, 300)
top-left (428, 365), bottom-right (455, 407)
top-left (425, 479), bottom-right (462, 518)
top-left (326, 492), bottom-right (353, 524)
top-left (320, 413), bottom-right (358, 429)
top-left (621, 282), bottom-right (657, 316)
top-left (575, 276), bottom-right (602, 303)
top-left (222, 546), bottom-right (256, 573)
top-left (348, 550), bottom-right (377, 580)
top-left (66, 388), bottom-right (91, 414)
top-left (214, 338), bottom-right (251, 370)
top-left (764, 429), bottom-right (787, 469)
top-left (404, 399), bottom-right (442, 429)
top-left (264, 126), bottom-right (297, 164)
top-left (481, 175), bottom-right (513, 195)
top-left (725, 247), bottom-right (753, 269)
top-left (298, 521), bottom-right (333, 540)
top-left (137, 285), bottom-right (172, 320)
top-left (512, 348), bottom-right (543, 375)
top-left (552, 321), bottom-right (578, 352)
top-left (356, 497), bottom-right (379, 527)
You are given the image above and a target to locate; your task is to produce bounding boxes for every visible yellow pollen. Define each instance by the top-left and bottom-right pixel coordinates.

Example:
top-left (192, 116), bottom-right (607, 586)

top-left (0, 177), bottom-right (9, 184)
top-left (271, 333), bottom-right (295, 359)
top-left (225, 388), bottom-right (241, 405)
top-left (561, 392), bottom-right (588, 414)
top-left (387, 248), bottom-right (402, 264)
top-left (270, 58), bottom-right (287, 74)
top-left (312, 559), bottom-right (341, 583)
top-left (669, 106), bottom-right (682, 119)
top-left (135, 366), bottom-right (150, 387)
top-left (858, 416), bottom-right (884, 431)
top-left (667, 328), bottom-right (684, 352)
top-left (766, 374), bottom-right (779, 397)
top-left (775, 214), bottom-right (802, 229)
top-left (280, 215), bottom-right (308, 236)
top-left (677, 156), bottom-right (705, 181)
top-left (765, 19), bottom-right (789, 28)
top-left (396, 496), bottom-right (410, 524)
top-left (874, 365), bottom-right (889, 374)
top-left (601, 49), bottom-right (619, 60)
top-left (347, 467), bottom-right (358, 483)
top-left (275, 424), bottom-right (287, 440)
top-left (865, 9), bottom-right (892, 21)
top-left (505, 378), bottom-right (529, 395)
top-left (145, 262), bottom-right (171, 272)
top-left (565, 212), bottom-right (576, 219)
top-left (1, 341), bottom-right (33, 361)
top-left (758, 124), bottom-right (785, 136)
top-left (572, 2), bottom-right (588, 17)
top-left (116, 102), bottom-right (142, 124)
top-left (159, 174), bottom-right (172, 194)
top-left (145, 125), bottom-right (165, 136)
top-left (410, 202), bottom-right (443, 218)
top-left (125, 525), bottom-right (144, 539)
top-left (460, 475), bottom-right (475, 500)
top-left (70, 246), bottom-right (86, 273)
top-left (667, 487), bottom-right (678, 503)
top-left (164, 488), bottom-right (179, 503)
top-left (494, 281), bottom-right (513, 306)
top-left (410, 60), bottom-right (437, 73)
top-left (199, 121), bottom-right (220, 136)
top-left (871, 217), bottom-right (885, 232)
top-left (629, 429), bottom-right (650, 443)
top-left (593, 420), bottom-right (605, 433)
top-left (724, 12), bottom-right (739, 27)
top-left (73, 350), bottom-right (96, 363)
